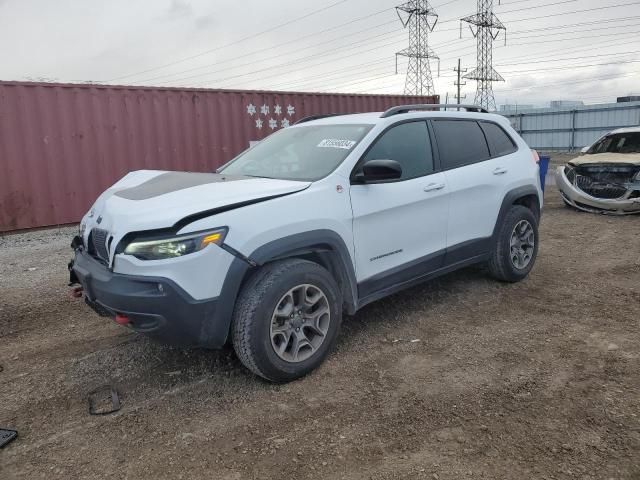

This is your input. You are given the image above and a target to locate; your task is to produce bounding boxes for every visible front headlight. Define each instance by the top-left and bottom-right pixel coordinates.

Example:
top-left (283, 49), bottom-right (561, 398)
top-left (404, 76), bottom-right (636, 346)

top-left (124, 228), bottom-right (227, 260)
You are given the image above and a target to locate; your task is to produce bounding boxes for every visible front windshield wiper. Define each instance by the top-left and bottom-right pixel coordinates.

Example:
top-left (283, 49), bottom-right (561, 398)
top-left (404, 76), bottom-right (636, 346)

top-left (242, 174), bottom-right (279, 179)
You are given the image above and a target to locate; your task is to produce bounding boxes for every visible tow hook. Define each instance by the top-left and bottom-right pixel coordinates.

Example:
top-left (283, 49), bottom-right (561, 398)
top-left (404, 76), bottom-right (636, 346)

top-left (70, 286), bottom-right (84, 298)
top-left (115, 314), bottom-right (130, 326)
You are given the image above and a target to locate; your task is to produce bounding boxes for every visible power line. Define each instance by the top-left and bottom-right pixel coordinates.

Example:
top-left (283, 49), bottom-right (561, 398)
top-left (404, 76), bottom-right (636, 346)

top-left (225, 5), bottom-right (640, 89)
top-left (352, 68), bottom-right (639, 95)
top-left (270, 58), bottom-right (400, 90)
top-left (130, 3), bottom-right (640, 89)
top-left (354, 50), bottom-right (640, 93)
top-left (266, 37), bottom-right (640, 93)
top-left (194, 35), bottom-right (409, 89)
top-left (155, 27), bottom-right (405, 86)
top-left (309, 56), bottom-right (640, 95)
top-left (111, 0), bottom-right (640, 94)
top-left (494, 59), bottom-right (640, 76)
top-left (436, 29), bottom-right (640, 68)
top-left (438, 0), bottom-right (579, 25)
top-left (495, 69), bottom-right (640, 93)
top-left (188, 33), bottom-right (408, 88)
top-left (289, 27), bottom-right (640, 93)
top-left (508, 14), bottom-right (640, 35)
top-left (498, 49), bottom-right (640, 67)
top-left (135, 17), bottom-right (401, 84)
top-left (105, 0), bottom-right (351, 82)
top-left (508, 22), bottom-right (640, 41)
top-left (434, 1), bottom-right (640, 32)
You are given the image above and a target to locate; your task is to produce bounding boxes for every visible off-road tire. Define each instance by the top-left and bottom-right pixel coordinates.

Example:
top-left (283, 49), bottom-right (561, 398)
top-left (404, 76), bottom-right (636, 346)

top-left (231, 259), bottom-right (342, 382)
top-left (488, 205), bottom-right (539, 282)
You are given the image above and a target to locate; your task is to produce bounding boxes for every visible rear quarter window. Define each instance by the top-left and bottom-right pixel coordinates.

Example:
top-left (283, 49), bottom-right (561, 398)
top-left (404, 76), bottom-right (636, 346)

top-left (432, 120), bottom-right (490, 170)
top-left (480, 121), bottom-right (518, 157)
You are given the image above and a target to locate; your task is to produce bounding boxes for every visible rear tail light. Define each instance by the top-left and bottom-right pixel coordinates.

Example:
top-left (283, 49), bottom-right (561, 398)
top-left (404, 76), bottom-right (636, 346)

top-left (531, 149), bottom-right (540, 164)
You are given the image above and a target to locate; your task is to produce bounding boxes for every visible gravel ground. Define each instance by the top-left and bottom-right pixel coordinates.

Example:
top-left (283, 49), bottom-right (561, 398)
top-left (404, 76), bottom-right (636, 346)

top-left (1, 188), bottom-right (639, 479)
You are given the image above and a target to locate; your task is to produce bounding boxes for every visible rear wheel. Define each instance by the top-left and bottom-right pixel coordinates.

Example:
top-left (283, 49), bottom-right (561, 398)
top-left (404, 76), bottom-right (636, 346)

top-left (488, 205), bottom-right (539, 282)
top-left (231, 259), bottom-right (342, 382)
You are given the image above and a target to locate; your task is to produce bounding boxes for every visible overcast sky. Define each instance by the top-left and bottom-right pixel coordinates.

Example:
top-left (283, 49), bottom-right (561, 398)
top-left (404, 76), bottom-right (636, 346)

top-left (0, 0), bottom-right (638, 107)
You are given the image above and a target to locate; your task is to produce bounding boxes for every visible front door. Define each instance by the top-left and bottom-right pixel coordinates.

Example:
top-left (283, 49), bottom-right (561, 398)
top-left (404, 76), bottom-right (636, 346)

top-left (349, 121), bottom-right (449, 298)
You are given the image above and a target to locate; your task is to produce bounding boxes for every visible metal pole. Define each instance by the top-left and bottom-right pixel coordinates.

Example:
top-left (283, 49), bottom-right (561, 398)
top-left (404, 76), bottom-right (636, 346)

top-left (570, 110), bottom-right (577, 152)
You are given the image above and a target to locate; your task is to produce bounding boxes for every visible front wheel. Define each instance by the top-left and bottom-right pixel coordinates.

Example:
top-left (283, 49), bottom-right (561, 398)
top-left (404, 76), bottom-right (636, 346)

top-left (231, 259), bottom-right (342, 382)
top-left (488, 205), bottom-right (539, 282)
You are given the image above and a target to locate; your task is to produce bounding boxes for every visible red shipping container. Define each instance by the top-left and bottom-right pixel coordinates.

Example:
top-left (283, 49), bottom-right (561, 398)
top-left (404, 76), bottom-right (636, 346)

top-left (0, 81), bottom-right (437, 232)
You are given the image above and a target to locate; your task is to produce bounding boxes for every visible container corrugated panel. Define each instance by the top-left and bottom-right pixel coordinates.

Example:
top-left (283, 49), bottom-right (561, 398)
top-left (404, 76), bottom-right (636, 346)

top-left (0, 81), bottom-right (437, 232)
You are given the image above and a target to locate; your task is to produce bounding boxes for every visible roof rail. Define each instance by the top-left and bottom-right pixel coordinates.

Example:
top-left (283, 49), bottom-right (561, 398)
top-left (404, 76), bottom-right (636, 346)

top-left (380, 104), bottom-right (488, 118)
top-left (294, 113), bottom-right (343, 125)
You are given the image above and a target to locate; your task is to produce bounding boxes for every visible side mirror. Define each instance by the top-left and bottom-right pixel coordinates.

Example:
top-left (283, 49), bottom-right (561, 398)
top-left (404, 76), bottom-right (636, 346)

top-left (354, 159), bottom-right (402, 183)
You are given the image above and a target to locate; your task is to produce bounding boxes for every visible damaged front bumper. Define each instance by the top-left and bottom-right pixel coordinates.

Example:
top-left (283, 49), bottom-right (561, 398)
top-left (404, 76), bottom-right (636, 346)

top-left (555, 165), bottom-right (640, 215)
top-left (69, 245), bottom-right (225, 348)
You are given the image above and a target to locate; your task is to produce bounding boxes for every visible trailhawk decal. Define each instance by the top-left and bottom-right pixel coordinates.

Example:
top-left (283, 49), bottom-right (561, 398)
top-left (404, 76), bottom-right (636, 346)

top-left (317, 139), bottom-right (357, 150)
top-left (370, 249), bottom-right (403, 262)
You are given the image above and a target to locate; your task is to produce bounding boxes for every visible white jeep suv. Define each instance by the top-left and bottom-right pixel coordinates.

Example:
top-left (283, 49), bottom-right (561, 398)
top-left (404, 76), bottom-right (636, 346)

top-left (69, 104), bottom-right (543, 382)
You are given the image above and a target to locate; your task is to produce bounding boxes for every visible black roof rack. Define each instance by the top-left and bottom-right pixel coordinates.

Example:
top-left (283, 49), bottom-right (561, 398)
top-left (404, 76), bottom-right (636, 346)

top-left (380, 104), bottom-right (488, 118)
top-left (294, 114), bottom-right (344, 125)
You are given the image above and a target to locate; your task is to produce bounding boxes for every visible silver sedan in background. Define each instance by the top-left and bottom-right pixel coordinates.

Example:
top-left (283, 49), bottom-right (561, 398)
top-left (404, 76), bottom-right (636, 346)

top-left (556, 127), bottom-right (640, 214)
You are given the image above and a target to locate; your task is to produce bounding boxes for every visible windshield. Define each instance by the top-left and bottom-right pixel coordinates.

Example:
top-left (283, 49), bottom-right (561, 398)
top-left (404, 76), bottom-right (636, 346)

top-left (589, 132), bottom-right (640, 154)
top-left (220, 124), bottom-right (373, 181)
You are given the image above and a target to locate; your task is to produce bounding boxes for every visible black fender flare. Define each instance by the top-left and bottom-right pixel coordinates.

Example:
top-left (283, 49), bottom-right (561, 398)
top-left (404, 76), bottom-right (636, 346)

top-left (491, 185), bottom-right (541, 242)
top-left (206, 230), bottom-right (358, 347)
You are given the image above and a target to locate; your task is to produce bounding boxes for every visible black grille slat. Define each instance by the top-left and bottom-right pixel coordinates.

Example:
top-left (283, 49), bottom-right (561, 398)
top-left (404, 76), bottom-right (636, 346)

top-left (90, 228), bottom-right (110, 262)
top-left (575, 175), bottom-right (627, 199)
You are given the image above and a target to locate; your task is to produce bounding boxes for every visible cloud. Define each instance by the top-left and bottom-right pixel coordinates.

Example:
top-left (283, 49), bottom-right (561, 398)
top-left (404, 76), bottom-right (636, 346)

top-left (194, 14), bottom-right (215, 30)
top-left (167, 0), bottom-right (194, 18)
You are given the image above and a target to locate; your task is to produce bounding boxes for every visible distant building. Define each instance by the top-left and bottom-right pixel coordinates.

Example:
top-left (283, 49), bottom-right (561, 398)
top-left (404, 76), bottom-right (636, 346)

top-left (617, 96), bottom-right (640, 103)
top-left (499, 104), bottom-right (534, 112)
top-left (549, 100), bottom-right (584, 108)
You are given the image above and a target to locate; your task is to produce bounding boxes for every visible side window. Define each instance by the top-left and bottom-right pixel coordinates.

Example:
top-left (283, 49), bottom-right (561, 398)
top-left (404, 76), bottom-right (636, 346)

top-left (361, 121), bottom-right (433, 180)
top-left (480, 122), bottom-right (517, 157)
top-left (433, 120), bottom-right (490, 170)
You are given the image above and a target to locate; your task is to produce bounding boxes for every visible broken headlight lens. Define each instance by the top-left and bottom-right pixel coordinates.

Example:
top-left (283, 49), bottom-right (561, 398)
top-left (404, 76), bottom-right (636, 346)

top-left (124, 228), bottom-right (227, 260)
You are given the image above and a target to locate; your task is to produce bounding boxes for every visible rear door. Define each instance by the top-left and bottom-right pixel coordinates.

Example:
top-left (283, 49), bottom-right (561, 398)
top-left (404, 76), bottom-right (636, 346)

top-left (349, 121), bottom-right (449, 297)
top-left (432, 119), bottom-right (519, 263)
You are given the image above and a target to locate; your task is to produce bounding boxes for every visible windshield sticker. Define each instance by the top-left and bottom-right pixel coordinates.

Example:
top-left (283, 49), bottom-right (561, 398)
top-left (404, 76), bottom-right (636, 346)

top-left (317, 139), bottom-right (357, 150)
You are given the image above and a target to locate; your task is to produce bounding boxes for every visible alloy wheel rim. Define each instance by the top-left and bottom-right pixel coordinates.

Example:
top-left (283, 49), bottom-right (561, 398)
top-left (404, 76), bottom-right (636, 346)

top-left (270, 284), bottom-right (331, 363)
top-left (510, 219), bottom-right (535, 270)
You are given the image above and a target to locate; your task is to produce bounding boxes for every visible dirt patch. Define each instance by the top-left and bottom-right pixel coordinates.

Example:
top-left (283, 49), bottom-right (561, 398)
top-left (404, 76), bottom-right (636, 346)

top-left (1, 189), bottom-right (639, 479)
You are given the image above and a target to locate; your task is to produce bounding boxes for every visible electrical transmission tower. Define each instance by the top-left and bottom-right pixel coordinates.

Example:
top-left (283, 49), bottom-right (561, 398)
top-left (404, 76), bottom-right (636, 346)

top-left (461, 0), bottom-right (506, 111)
top-left (395, 0), bottom-right (439, 96)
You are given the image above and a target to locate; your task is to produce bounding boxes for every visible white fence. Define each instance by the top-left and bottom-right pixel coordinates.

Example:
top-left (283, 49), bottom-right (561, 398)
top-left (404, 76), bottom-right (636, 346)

top-left (501, 101), bottom-right (640, 151)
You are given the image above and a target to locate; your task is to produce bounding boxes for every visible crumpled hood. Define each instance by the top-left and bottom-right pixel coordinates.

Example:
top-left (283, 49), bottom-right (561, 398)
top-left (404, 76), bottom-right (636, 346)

top-left (81, 170), bottom-right (310, 252)
top-left (569, 152), bottom-right (640, 166)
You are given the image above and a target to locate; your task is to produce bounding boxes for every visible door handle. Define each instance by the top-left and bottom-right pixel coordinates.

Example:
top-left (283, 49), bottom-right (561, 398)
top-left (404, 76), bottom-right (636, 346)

top-left (493, 167), bottom-right (508, 175)
top-left (423, 183), bottom-right (445, 192)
